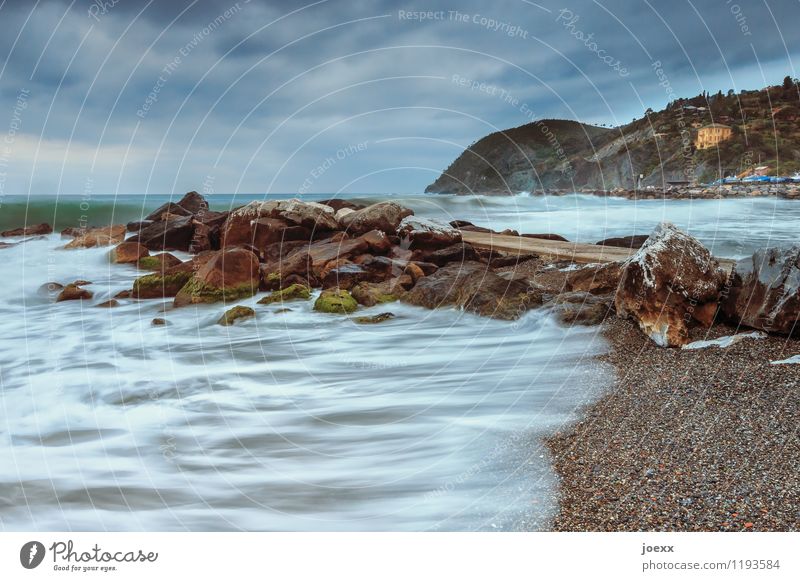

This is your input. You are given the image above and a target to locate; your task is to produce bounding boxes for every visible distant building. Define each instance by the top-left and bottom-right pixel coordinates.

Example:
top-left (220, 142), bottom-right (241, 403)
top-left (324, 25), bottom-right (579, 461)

top-left (695, 123), bottom-right (732, 149)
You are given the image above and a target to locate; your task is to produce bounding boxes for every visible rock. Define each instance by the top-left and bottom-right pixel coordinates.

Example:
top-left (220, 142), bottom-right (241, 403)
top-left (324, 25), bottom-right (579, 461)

top-left (404, 261), bottom-right (542, 320)
top-left (274, 199), bottom-right (338, 230)
top-left (319, 199), bottom-right (366, 212)
top-left (56, 284), bottom-right (93, 302)
top-left (133, 270), bottom-right (193, 299)
top-left (566, 262), bottom-right (624, 295)
top-left (220, 201), bottom-right (279, 247)
top-left (722, 245), bottom-right (800, 336)
top-left (350, 280), bottom-right (403, 307)
top-left (314, 289), bottom-right (359, 314)
top-left (128, 215), bottom-right (195, 251)
top-left (595, 234), bottom-right (649, 249)
top-left (145, 191), bottom-right (208, 221)
top-left (521, 233), bottom-right (569, 242)
top-left (217, 305), bottom-right (256, 326)
top-left (137, 253), bottom-right (183, 271)
top-left (126, 220), bottom-right (154, 233)
top-left (397, 216), bottom-right (462, 249)
top-left (551, 292), bottom-right (613, 326)
top-left (337, 201), bottom-right (413, 235)
top-left (335, 207), bottom-right (356, 224)
top-left (1, 223), bottom-right (52, 237)
top-left (96, 299), bottom-right (120, 308)
top-left (359, 229), bottom-right (392, 254)
top-left (152, 318), bottom-right (167, 326)
top-left (257, 283), bottom-right (311, 305)
top-left (109, 241), bottom-right (149, 264)
top-left (60, 226), bottom-right (84, 238)
top-left (353, 312), bottom-right (395, 324)
top-left (174, 248), bottom-right (260, 307)
top-left (615, 222), bottom-right (727, 347)
top-left (188, 210), bottom-right (229, 253)
top-left (321, 256), bottom-right (394, 290)
top-left (415, 242), bottom-right (481, 266)
top-left (64, 225), bottom-right (126, 248)
top-left (115, 289), bottom-right (133, 299)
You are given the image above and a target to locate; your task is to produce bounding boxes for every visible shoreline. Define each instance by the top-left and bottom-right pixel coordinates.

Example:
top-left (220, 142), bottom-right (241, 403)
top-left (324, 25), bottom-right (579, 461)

top-left (546, 316), bottom-right (800, 531)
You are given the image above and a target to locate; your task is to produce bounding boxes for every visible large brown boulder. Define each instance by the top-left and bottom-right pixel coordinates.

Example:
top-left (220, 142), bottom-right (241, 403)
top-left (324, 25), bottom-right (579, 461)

top-left (414, 242), bottom-right (481, 266)
top-left (404, 261), bottom-right (542, 320)
top-left (174, 248), bottom-right (260, 306)
top-left (220, 201), bottom-right (280, 247)
top-left (1, 223), bottom-right (52, 237)
top-left (337, 201), bottom-right (413, 235)
top-left (615, 222), bottom-right (727, 347)
top-left (128, 215), bottom-right (195, 251)
top-left (721, 246), bottom-right (800, 336)
top-left (64, 225), bottom-right (126, 248)
top-left (397, 216), bottom-right (462, 249)
top-left (56, 283), bottom-right (93, 302)
top-left (109, 241), bottom-right (149, 264)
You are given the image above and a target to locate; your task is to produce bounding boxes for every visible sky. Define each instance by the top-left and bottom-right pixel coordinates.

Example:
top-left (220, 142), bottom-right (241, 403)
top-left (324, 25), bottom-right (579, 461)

top-left (0, 0), bottom-right (797, 196)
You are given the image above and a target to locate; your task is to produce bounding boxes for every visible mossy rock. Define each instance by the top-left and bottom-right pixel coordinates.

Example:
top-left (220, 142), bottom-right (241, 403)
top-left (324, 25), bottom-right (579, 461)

top-left (313, 289), bottom-right (358, 314)
top-left (257, 283), bottom-right (311, 305)
top-left (217, 306), bottom-right (256, 326)
top-left (174, 278), bottom-right (257, 306)
top-left (353, 312), bottom-right (395, 324)
top-left (132, 271), bottom-right (192, 299)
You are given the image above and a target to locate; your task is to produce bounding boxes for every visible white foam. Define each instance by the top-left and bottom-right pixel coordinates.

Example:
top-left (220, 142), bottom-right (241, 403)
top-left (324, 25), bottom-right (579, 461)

top-left (682, 331), bottom-right (767, 350)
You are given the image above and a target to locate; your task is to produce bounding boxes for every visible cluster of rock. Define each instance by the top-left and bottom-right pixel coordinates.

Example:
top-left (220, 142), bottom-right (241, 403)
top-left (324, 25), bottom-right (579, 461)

top-left (23, 190), bottom-right (800, 341)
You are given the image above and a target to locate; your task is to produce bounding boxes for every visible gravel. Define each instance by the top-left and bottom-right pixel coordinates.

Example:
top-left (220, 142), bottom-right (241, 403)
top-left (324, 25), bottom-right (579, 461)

top-left (546, 316), bottom-right (800, 531)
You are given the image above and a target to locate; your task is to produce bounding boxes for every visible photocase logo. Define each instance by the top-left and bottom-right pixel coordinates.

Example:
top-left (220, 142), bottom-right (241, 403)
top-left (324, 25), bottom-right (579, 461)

top-left (20, 541), bottom-right (46, 569)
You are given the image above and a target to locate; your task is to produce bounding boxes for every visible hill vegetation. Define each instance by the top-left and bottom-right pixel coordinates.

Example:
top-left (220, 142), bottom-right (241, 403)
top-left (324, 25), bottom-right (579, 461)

top-left (425, 76), bottom-right (800, 193)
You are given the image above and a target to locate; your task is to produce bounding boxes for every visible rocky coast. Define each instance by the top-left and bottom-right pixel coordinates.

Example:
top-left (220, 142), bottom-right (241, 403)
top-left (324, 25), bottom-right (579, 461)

top-left (3, 190), bottom-right (799, 531)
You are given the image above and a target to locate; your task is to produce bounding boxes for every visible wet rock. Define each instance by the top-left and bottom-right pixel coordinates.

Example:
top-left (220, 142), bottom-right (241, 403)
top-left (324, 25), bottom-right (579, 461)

top-left (350, 280), bottom-right (403, 307)
top-left (151, 318), bottom-right (167, 326)
top-left (415, 242), bottom-right (481, 266)
top-left (115, 289), bottom-right (133, 299)
top-left (337, 201), bottom-right (414, 235)
top-left (404, 261), bottom-right (542, 320)
top-left (137, 253), bottom-right (183, 271)
top-left (128, 215), bottom-right (195, 252)
top-left (595, 234), bottom-right (649, 249)
top-left (551, 292), bottom-right (614, 326)
top-left (174, 248), bottom-right (260, 307)
top-left (64, 224), bottom-right (126, 249)
top-left (126, 220), bottom-right (154, 233)
top-left (60, 226), bottom-right (84, 238)
top-left (145, 191), bottom-right (208, 221)
top-left (109, 241), bottom-right (149, 264)
top-left (321, 256), bottom-right (394, 290)
top-left (96, 299), bottom-right (120, 308)
top-left (274, 199), bottom-right (338, 231)
top-left (220, 201), bottom-right (280, 247)
top-left (217, 305), bottom-right (256, 326)
top-left (566, 262), bottom-right (623, 295)
top-left (319, 199), bottom-right (366, 212)
top-left (521, 233), bottom-right (569, 242)
top-left (188, 210), bottom-right (229, 253)
top-left (56, 284), bottom-right (93, 302)
top-left (313, 289), bottom-right (358, 314)
top-left (257, 283), bottom-right (311, 305)
top-left (359, 229), bottom-right (392, 254)
top-left (133, 271), bottom-right (193, 299)
top-left (1, 223), bottom-right (52, 237)
top-left (722, 245), bottom-right (800, 336)
top-left (615, 222), bottom-right (728, 347)
top-left (353, 312), bottom-right (395, 324)
top-left (397, 216), bottom-right (462, 249)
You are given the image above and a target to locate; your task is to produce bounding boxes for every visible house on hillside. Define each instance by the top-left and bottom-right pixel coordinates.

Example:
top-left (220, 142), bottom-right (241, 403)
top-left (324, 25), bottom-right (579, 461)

top-left (695, 123), bottom-right (732, 149)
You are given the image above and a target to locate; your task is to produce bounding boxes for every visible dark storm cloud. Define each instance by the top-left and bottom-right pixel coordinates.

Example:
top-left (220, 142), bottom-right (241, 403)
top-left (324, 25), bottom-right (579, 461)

top-left (0, 0), bottom-right (797, 194)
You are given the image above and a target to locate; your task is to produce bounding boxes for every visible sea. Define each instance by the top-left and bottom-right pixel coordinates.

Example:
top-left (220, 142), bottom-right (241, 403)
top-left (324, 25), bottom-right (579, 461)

top-left (0, 192), bottom-right (797, 531)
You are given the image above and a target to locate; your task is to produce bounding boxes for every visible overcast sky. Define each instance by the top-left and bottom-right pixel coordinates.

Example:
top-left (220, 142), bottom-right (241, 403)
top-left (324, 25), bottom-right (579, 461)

top-left (0, 0), bottom-right (797, 195)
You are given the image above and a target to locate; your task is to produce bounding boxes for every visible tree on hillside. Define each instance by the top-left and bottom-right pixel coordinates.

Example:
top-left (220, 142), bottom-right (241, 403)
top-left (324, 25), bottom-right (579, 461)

top-left (783, 76), bottom-right (793, 90)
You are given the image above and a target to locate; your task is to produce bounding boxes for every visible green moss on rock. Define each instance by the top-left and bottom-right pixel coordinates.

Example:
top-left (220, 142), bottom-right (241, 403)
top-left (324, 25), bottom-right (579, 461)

top-left (174, 278), bottom-right (257, 306)
top-left (137, 256), bottom-right (162, 270)
top-left (257, 283), bottom-right (311, 305)
top-left (132, 271), bottom-right (192, 299)
top-left (217, 306), bottom-right (256, 326)
top-left (314, 289), bottom-right (358, 314)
